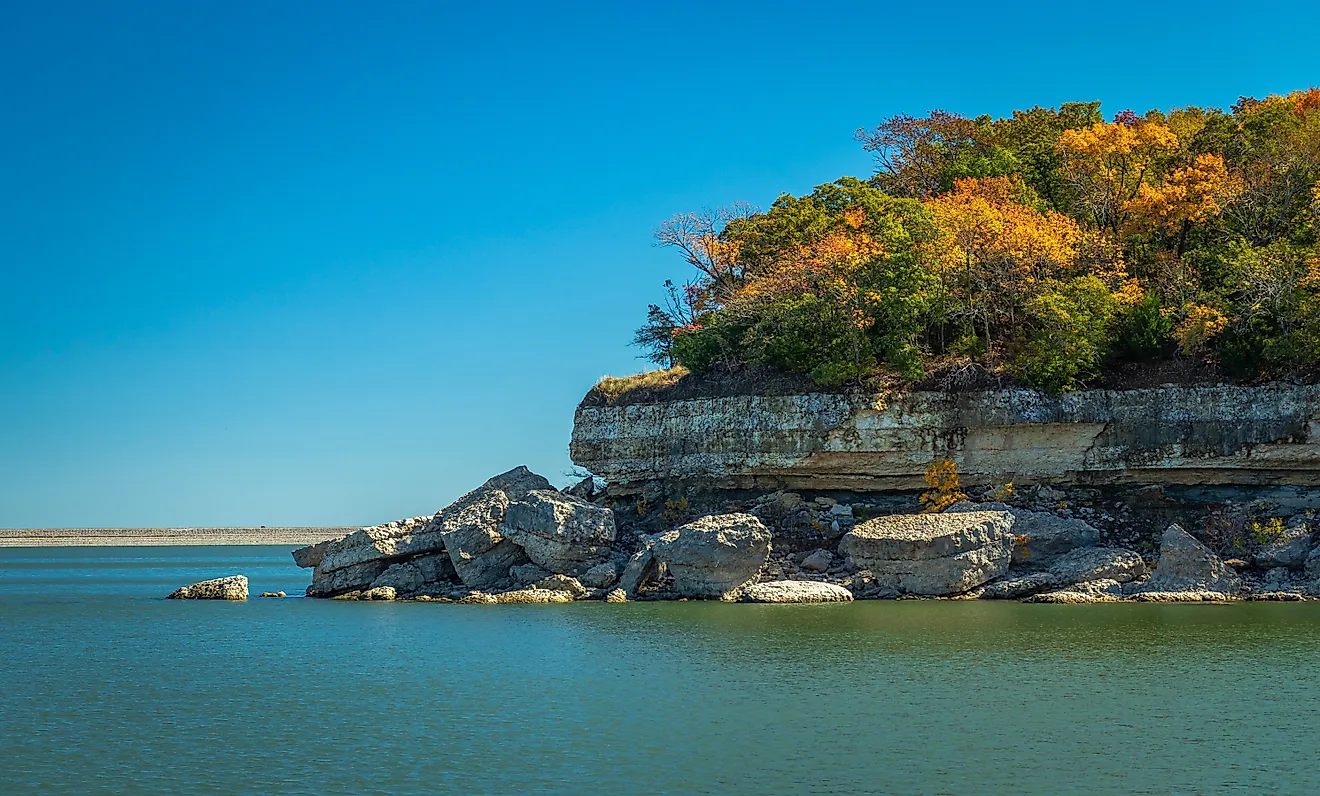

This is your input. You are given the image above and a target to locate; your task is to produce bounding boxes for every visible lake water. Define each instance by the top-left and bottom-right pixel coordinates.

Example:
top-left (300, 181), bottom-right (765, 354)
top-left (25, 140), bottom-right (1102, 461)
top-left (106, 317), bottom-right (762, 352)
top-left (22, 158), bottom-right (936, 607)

top-left (2, 546), bottom-right (1320, 794)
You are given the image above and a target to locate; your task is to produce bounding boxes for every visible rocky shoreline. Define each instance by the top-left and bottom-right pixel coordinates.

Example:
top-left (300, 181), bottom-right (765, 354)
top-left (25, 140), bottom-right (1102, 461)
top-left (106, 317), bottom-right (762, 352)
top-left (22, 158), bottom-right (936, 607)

top-left (170, 465), bottom-right (1320, 604)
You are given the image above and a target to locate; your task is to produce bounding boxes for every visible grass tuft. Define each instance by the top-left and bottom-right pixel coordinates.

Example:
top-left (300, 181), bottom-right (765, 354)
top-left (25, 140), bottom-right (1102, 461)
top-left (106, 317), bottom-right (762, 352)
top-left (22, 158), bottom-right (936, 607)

top-left (588, 366), bottom-right (689, 404)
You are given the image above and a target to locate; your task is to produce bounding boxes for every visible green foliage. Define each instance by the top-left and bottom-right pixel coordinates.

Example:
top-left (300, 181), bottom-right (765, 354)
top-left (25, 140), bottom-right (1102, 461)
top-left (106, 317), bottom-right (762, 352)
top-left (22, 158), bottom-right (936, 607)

top-left (1012, 276), bottom-right (1125, 392)
top-left (1115, 291), bottom-right (1175, 361)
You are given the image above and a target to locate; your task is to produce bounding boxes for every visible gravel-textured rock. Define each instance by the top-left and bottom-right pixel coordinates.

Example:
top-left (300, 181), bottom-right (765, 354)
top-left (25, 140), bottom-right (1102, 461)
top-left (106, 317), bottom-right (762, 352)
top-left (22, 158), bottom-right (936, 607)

top-left (1137, 525), bottom-right (1242, 594)
top-left (1129, 590), bottom-right (1241, 602)
top-left (502, 489), bottom-right (616, 575)
top-left (168, 575), bottom-right (248, 600)
top-left (361, 586), bottom-right (397, 601)
top-left (1023, 580), bottom-right (1122, 604)
top-left (306, 560), bottom-right (390, 598)
top-left (532, 574), bottom-right (587, 598)
top-left (840, 511), bottom-right (1014, 595)
top-left (509, 563), bottom-right (553, 585)
top-left (291, 539), bottom-right (336, 569)
top-left (649, 513), bottom-right (772, 599)
top-left (368, 553), bottom-right (457, 595)
top-left (490, 588), bottom-right (576, 604)
top-left (739, 580), bottom-right (854, 603)
top-left (946, 502), bottom-right (1100, 563)
top-left (603, 588), bottom-right (628, 603)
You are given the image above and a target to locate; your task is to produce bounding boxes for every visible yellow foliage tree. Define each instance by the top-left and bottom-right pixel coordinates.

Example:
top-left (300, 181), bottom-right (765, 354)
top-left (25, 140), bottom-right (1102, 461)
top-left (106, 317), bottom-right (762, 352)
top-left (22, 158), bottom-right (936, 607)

top-left (920, 457), bottom-right (967, 513)
top-left (1056, 120), bottom-right (1181, 232)
top-left (1125, 154), bottom-right (1241, 237)
top-left (927, 177), bottom-right (1084, 340)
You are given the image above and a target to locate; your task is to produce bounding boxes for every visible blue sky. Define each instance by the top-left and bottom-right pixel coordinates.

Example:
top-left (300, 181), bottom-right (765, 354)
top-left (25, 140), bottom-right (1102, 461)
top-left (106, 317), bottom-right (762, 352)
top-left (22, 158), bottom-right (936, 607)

top-left (2, 0), bottom-right (1317, 527)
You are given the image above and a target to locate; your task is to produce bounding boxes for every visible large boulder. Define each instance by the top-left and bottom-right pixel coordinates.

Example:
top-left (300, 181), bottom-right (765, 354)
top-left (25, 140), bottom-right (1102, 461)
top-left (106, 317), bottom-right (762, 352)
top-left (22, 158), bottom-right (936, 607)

top-left (307, 560), bottom-right (391, 597)
top-left (649, 513), bottom-right (772, 599)
top-left (618, 548), bottom-right (656, 597)
top-left (437, 466), bottom-right (552, 589)
top-left (291, 538), bottom-right (336, 569)
top-left (300, 515), bottom-right (445, 596)
top-left (369, 553), bottom-right (457, 595)
top-left (1138, 524), bottom-right (1242, 594)
top-left (978, 546), bottom-right (1144, 599)
top-left (580, 561), bottom-right (620, 589)
top-left (840, 511), bottom-right (1014, 596)
top-left (310, 515), bottom-right (445, 577)
top-left (946, 502), bottom-right (1099, 563)
top-left (1253, 524), bottom-right (1314, 570)
top-left (1307, 546), bottom-right (1320, 579)
top-left (168, 575), bottom-right (248, 600)
top-left (740, 580), bottom-right (854, 603)
top-left (502, 490), bottom-right (616, 575)
top-left (1046, 546), bottom-right (1146, 585)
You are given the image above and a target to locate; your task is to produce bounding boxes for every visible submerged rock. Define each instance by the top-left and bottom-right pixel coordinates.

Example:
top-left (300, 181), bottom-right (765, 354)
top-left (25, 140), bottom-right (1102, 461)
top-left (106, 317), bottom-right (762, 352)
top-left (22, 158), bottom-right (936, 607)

top-left (502, 489), bottom-right (616, 575)
top-left (168, 575), bottom-right (248, 601)
top-left (649, 513), bottom-right (772, 599)
top-left (840, 511), bottom-right (1013, 596)
top-left (740, 580), bottom-right (854, 603)
top-left (259, 591), bottom-right (286, 598)
top-left (1137, 525), bottom-right (1241, 595)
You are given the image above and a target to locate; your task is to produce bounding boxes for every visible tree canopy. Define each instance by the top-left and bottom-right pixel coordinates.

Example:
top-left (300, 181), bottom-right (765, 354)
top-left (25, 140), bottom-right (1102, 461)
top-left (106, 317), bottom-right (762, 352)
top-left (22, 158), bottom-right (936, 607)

top-left (636, 90), bottom-right (1320, 393)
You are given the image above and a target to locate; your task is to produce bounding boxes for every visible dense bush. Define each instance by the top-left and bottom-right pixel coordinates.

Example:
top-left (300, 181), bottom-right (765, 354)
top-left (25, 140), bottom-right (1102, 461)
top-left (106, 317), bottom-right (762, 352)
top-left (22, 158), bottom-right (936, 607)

top-left (637, 89), bottom-right (1320, 392)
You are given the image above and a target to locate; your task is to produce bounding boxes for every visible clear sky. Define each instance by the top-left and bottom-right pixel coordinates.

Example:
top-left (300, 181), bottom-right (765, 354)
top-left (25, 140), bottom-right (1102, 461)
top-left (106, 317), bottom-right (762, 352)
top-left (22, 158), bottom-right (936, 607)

top-left (2, 0), bottom-right (1317, 528)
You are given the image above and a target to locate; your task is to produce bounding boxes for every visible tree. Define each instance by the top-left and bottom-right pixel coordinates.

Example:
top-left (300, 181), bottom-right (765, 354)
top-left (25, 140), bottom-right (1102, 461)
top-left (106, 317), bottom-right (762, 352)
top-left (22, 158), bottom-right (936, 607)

top-left (653, 204), bottom-right (757, 300)
top-left (1056, 118), bottom-right (1181, 233)
top-left (926, 176), bottom-right (1085, 343)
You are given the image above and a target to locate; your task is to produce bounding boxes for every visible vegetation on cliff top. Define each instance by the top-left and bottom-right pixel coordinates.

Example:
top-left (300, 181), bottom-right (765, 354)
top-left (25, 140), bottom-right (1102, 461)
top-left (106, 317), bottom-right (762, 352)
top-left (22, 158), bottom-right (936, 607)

top-left (632, 90), bottom-right (1320, 395)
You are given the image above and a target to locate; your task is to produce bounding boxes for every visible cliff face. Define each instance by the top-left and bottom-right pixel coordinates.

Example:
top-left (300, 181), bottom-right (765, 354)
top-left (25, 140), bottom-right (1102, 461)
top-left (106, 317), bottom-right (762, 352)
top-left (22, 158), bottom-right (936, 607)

top-left (570, 383), bottom-right (1320, 492)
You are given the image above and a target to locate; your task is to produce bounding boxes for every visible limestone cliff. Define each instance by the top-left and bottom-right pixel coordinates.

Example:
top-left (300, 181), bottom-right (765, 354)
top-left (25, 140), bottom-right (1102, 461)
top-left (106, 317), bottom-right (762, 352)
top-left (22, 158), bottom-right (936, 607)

top-left (570, 383), bottom-right (1320, 492)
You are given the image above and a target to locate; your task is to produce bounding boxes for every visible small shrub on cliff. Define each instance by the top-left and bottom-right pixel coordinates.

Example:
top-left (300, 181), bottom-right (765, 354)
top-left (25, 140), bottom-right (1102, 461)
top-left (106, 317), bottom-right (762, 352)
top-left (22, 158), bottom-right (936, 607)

top-left (920, 457), bottom-right (966, 513)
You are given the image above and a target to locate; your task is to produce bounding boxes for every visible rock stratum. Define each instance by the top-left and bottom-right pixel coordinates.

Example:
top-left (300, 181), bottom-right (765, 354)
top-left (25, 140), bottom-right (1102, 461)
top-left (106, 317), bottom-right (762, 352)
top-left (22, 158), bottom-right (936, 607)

top-left (570, 383), bottom-right (1320, 492)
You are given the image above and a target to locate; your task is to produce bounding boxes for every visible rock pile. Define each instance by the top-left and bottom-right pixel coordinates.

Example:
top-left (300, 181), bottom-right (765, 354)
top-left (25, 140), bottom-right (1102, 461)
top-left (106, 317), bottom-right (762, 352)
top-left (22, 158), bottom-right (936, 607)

top-left (168, 575), bottom-right (248, 600)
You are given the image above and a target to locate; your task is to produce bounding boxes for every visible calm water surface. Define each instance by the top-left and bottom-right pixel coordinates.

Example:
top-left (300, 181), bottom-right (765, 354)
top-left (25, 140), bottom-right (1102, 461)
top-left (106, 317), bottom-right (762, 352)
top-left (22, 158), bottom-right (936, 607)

top-left (2, 546), bottom-right (1319, 794)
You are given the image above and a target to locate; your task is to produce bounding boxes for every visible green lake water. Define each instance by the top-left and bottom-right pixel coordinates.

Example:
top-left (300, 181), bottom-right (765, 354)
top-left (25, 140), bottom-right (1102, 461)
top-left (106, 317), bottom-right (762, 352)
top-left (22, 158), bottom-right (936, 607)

top-left (2, 546), bottom-right (1319, 794)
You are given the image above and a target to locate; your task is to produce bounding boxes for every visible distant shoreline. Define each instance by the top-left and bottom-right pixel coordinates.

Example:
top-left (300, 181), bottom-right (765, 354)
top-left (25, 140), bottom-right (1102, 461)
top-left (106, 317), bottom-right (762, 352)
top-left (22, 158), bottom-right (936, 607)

top-left (0, 527), bottom-right (352, 547)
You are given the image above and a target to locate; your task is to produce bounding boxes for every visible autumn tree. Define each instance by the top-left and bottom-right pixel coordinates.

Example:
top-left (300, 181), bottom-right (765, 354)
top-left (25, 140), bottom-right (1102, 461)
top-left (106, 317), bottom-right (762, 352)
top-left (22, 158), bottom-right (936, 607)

top-left (1056, 117), bottom-right (1181, 233)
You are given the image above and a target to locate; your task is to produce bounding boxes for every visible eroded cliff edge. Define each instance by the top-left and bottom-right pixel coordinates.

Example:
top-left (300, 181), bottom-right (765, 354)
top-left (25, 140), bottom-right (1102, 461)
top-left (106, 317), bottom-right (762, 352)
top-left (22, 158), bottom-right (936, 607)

top-left (571, 383), bottom-right (1320, 493)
